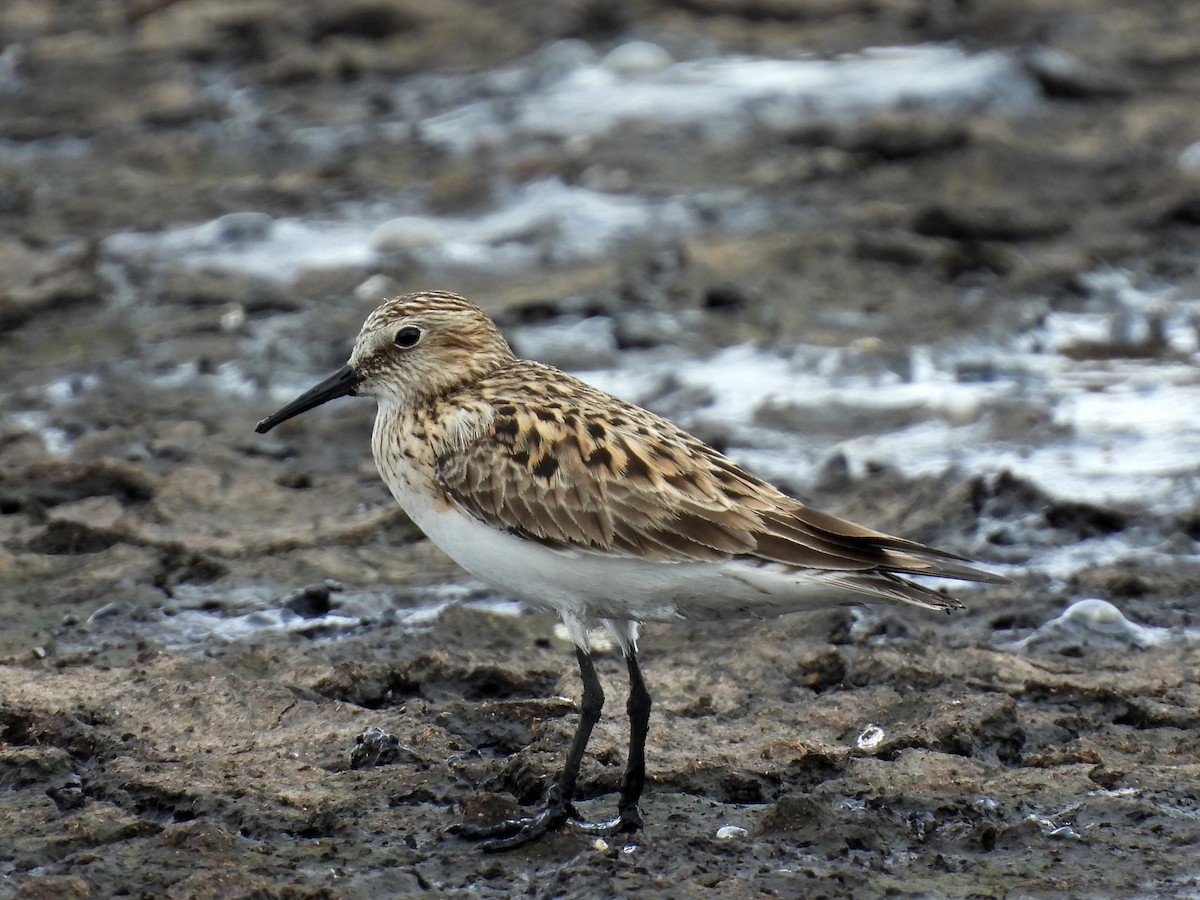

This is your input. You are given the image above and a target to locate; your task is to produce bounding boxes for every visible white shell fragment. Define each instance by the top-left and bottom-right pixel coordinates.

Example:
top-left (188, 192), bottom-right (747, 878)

top-left (856, 723), bottom-right (886, 751)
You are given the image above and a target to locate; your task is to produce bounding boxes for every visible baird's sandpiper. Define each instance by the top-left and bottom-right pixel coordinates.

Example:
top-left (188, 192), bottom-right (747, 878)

top-left (256, 290), bottom-right (1003, 850)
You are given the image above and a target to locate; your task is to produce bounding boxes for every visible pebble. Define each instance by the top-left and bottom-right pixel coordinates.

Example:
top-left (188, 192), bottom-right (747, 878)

top-left (856, 723), bottom-right (886, 751)
top-left (603, 41), bottom-right (673, 76)
top-left (219, 303), bottom-right (246, 332)
top-left (354, 274), bottom-right (401, 304)
top-left (1015, 599), bottom-right (1172, 653)
top-left (349, 726), bottom-right (417, 769)
top-left (369, 217), bottom-right (441, 252)
top-left (1179, 142), bottom-right (1200, 174)
top-left (509, 317), bottom-right (620, 371)
top-left (207, 212), bottom-right (274, 244)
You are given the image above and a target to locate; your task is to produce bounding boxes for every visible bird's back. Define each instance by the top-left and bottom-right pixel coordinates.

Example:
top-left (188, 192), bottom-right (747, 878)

top-left (419, 359), bottom-right (1001, 615)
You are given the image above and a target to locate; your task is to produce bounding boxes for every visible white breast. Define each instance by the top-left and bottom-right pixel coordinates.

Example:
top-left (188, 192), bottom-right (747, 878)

top-left (381, 459), bottom-right (855, 625)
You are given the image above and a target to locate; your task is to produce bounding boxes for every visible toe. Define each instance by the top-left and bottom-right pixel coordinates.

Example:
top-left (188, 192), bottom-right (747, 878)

top-left (452, 799), bottom-right (574, 850)
top-left (570, 805), bottom-right (643, 836)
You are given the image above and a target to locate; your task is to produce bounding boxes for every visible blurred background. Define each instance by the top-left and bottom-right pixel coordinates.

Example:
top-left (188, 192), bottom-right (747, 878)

top-left (2, 0), bottom-right (1197, 651)
top-left (2, 1), bottom-right (1199, 895)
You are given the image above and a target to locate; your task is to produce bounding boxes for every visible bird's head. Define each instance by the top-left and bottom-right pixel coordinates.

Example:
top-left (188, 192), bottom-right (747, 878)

top-left (255, 290), bottom-right (514, 433)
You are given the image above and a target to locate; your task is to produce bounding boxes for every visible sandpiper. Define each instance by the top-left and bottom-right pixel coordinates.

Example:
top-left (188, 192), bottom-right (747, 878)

top-left (256, 290), bottom-right (1003, 851)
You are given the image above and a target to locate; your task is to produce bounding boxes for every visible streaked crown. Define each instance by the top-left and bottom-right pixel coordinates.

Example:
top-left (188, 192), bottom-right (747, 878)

top-left (350, 291), bottom-right (515, 404)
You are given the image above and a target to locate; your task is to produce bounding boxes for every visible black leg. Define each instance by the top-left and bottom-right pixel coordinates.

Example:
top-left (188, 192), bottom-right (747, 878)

top-left (575, 649), bottom-right (650, 836)
top-left (451, 646), bottom-right (604, 851)
top-left (559, 646), bottom-right (605, 799)
top-left (619, 651), bottom-right (651, 826)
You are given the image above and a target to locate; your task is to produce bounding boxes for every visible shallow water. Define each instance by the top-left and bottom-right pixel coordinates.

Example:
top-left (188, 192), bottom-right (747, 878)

top-left (96, 42), bottom-right (1038, 282)
top-left (103, 179), bottom-right (765, 279)
top-left (415, 42), bottom-right (1038, 153)
top-left (577, 269), bottom-right (1199, 558)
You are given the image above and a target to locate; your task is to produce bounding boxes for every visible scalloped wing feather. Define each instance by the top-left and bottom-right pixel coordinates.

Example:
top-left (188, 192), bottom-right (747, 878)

top-left (433, 363), bottom-right (1004, 598)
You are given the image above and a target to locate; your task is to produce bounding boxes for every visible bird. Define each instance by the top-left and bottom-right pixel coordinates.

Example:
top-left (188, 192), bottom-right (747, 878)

top-left (255, 290), bottom-right (1004, 851)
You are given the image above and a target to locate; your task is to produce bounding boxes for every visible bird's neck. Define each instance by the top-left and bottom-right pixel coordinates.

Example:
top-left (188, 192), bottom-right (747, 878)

top-left (372, 388), bottom-right (495, 483)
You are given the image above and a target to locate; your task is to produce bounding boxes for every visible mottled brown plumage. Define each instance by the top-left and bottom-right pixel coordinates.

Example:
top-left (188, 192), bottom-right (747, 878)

top-left (255, 289), bottom-right (1004, 850)
top-left (432, 357), bottom-right (997, 609)
top-left (330, 291), bottom-right (1001, 613)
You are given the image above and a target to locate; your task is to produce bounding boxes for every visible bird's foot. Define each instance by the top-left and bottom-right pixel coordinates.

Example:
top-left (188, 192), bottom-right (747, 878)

top-left (449, 789), bottom-right (576, 852)
top-left (571, 804), bottom-right (643, 837)
top-left (450, 793), bottom-right (643, 852)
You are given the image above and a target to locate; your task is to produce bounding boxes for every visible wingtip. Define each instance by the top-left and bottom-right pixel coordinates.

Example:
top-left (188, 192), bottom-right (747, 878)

top-left (824, 572), bottom-right (973, 613)
top-left (945, 564), bottom-right (1012, 586)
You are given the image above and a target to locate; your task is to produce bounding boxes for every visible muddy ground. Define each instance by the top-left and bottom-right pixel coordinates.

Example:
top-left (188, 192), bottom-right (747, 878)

top-left (2, 1), bottom-right (1200, 897)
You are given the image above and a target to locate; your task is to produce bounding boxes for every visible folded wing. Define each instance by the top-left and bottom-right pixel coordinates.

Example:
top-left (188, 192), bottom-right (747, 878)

top-left (434, 365), bottom-right (1003, 610)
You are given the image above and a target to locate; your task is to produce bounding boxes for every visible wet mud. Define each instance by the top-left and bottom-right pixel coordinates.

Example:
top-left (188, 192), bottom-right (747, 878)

top-left (2, 1), bottom-right (1200, 897)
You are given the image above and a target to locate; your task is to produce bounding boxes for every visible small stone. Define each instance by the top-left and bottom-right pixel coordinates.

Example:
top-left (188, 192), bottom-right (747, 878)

top-left (207, 212), bottom-right (274, 244)
top-left (282, 580), bottom-right (343, 619)
top-left (219, 303), bottom-right (246, 332)
top-left (354, 274), bottom-right (401, 304)
top-left (1014, 599), bottom-right (1172, 654)
top-left (350, 726), bottom-right (417, 769)
top-left (1021, 46), bottom-right (1130, 99)
top-left (370, 217), bottom-right (441, 252)
top-left (856, 723), bottom-right (885, 751)
top-left (603, 41), bottom-right (673, 76)
top-left (1179, 142), bottom-right (1200, 174)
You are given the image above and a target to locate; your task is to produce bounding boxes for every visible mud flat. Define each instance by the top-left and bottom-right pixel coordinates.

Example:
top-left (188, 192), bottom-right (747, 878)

top-left (2, 1), bottom-right (1200, 896)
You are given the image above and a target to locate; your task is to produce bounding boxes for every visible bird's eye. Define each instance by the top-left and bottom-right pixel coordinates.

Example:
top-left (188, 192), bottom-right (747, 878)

top-left (394, 326), bottom-right (423, 348)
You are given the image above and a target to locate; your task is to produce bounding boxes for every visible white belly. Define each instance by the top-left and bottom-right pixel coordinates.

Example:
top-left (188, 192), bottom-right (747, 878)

top-left (384, 461), bottom-right (856, 625)
top-left (370, 402), bottom-right (861, 624)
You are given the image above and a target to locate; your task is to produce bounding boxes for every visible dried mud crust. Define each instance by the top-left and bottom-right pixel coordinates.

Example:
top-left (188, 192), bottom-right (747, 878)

top-left (4, 0), bottom-right (1200, 897)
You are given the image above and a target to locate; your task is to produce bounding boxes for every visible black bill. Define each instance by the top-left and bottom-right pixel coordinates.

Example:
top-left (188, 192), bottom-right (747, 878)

top-left (255, 365), bottom-right (363, 434)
